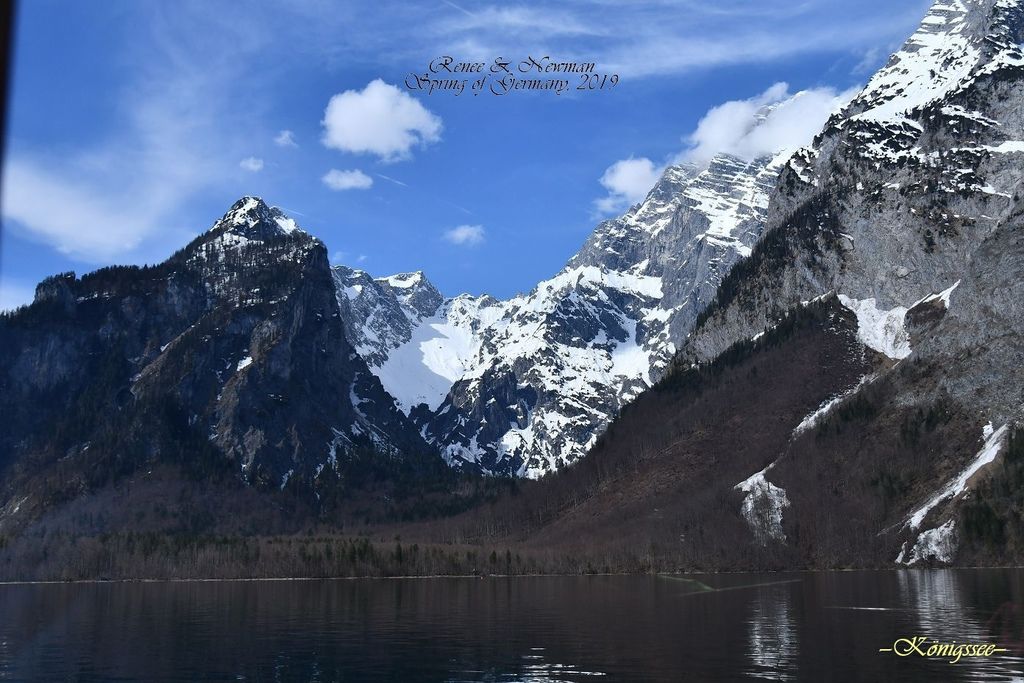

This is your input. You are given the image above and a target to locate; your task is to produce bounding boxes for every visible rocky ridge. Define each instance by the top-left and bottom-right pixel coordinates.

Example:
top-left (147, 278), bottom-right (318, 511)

top-left (336, 152), bottom-right (787, 477)
top-left (0, 197), bottom-right (434, 531)
top-left (672, 0), bottom-right (1024, 564)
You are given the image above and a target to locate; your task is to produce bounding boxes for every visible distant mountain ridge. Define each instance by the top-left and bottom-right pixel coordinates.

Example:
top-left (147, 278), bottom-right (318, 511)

top-left (333, 152), bottom-right (786, 477)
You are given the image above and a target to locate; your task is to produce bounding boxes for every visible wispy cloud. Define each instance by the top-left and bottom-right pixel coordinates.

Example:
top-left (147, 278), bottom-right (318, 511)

top-left (598, 12), bottom-right (924, 77)
top-left (239, 156), bottom-right (264, 172)
top-left (329, 250), bottom-right (367, 265)
top-left (439, 0), bottom-right (475, 18)
top-left (1, 2), bottom-right (282, 262)
top-left (414, 0), bottom-right (929, 79)
top-left (376, 173), bottom-right (408, 187)
top-left (3, 161), bottom-right (162, 259)
top-left (210, 1), bottom-right (926, 81)
top-left (322, 168), bottom-right (374, 190)
top-left (443, 224), bottom-right (485, 246)
top-left (274, 204), bottom-right (307, 217)
top-left (274, 129), bottom-right (298, 147)
top-left (435, 6), bottom-right (607, 38)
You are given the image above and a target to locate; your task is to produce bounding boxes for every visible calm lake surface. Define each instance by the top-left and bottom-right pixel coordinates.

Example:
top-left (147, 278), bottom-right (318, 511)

top-left (2, 570), bottom-right (1024, 681)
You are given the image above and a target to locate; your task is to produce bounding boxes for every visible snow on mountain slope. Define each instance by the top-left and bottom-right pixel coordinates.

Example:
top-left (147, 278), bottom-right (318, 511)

top-left (374, 314), bottom-right (476, 412)
top-left (852, 0), bottom-right (987, 124)
top-left (690, 0), bottom-right (1024, 367)
top-left (371, 297), bottom-right (506, 413)
top-left (670, 0), bottom-right (1024, 563)
top-left (333, 267), bottom-right (505, 413)
top-left (335, 0), bottom-right (1018, 479)
top-left (335, 151), bottom-right (788, 477)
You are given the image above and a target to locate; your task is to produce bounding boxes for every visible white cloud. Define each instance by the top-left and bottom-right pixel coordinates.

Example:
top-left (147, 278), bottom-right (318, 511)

top-left (322, 168), bottom-right (374, 191)
top-left (321, 79), bottom-right (442, 162)
top-left (592, 82), bottom-right (859, 216)
top-left (274, 129), bottom-right (297, 147)
top-left (239, 156), bottom-right (264, 172)
top-left (679, 82), bottom-right (858, 165)
top-left (593, 157), bottom-right (663, 215)
top-left (443, 224), bottom-right (485, 246)
top-left (853, 47), bottom-right (884, 75)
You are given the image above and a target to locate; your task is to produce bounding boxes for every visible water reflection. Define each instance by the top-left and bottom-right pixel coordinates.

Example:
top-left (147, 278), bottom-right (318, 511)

top-left (898, 568), bottom-right (977, 634)
top-left (745, 586), bottom-right (798, 681)
top-left (1, 571), bottom-right (1023, 682)
top-left (447, 646), bottom-right (607, 682)
top-left (898, 569), bottom-right (1024, 680)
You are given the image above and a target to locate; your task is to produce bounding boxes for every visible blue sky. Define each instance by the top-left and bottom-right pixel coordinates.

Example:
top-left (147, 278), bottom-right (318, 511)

top-left (0, 0), bottom-right (930, 308)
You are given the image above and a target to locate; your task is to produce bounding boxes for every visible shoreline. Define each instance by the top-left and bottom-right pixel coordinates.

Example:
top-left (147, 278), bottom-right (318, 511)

top-left (2, 564), bottom-right (1023, 586)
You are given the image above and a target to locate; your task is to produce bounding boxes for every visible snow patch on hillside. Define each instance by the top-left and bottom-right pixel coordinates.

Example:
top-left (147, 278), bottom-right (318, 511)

top-left (912, 280), bottom-right (961, 309)
top-left (273, 216), bottom-right (298, 233)
top-left (376, 314), bottom-right (481, 412)
top-left (897, 519), bottom-right (958, 565)
top-left (792, 375), bottom-right (873, 436)
top-left (905, 423), bottom-right (1009, 530)
top-left (838, 295), bottom-right (911, 359)
top-left (736, 466), bottom-right (790, 544)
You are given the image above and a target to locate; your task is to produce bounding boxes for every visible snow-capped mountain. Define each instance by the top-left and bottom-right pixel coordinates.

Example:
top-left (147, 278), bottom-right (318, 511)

top-left (433, 0), bottom-right (1024, 572)
top-left (336, 153), bottom-right (787, 477)
top-left (689, 0), bottom-right (1024, 376)
top-left (3, 0), bottom-right (1024, 574)
top-left (670, 0), bottom-right (1024, 564)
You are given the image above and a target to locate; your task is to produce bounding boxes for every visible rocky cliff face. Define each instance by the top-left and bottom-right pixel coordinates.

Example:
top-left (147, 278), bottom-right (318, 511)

top-left (657, 0), bottom-right (1024, 565)
top-left (687, 0), bottom-right (1024, 362)
top-left (0, 198), bottom-right (434, 531)
top-left (336, 153), bottom-right (785, 477)
top-left (417, 0), bottom-right (1024, 570)
top-left (439, 0), bottom-right (1024, 562)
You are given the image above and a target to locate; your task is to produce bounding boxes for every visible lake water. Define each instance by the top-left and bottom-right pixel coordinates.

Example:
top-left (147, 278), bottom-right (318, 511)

top-left (2, 570), bottom-right (1024, 681)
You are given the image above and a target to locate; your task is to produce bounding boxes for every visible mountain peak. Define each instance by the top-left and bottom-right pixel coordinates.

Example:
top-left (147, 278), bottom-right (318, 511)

top-left (846, 0), bottom-right (1020, 125)
top-left (210, 196), bottom-right (304, 240)
top-left (378, 271), bottom-right (444, 320)
top-left (380, 271), bottom-right (427, 288)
